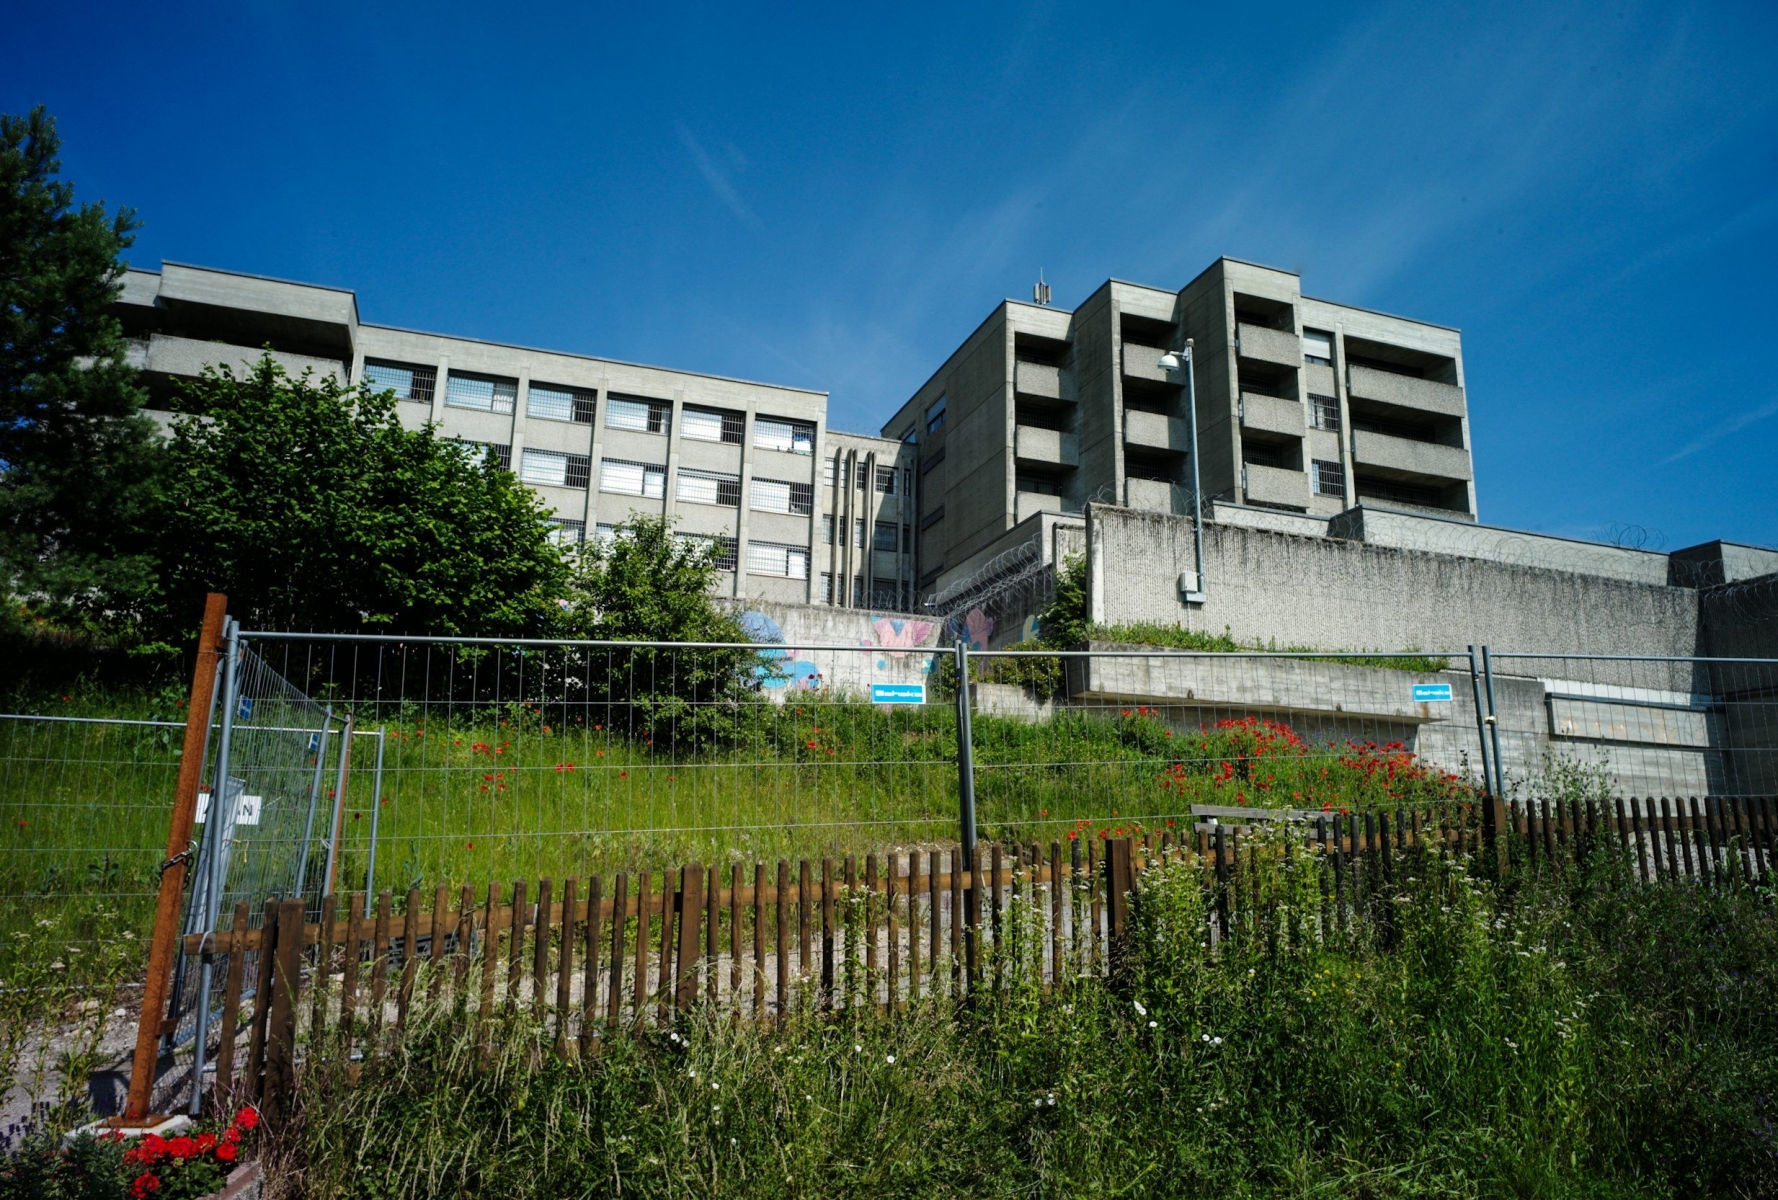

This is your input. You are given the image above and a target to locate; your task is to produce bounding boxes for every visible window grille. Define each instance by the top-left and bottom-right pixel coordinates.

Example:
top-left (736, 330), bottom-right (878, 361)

top-left (754, 417), bottom-right (814, 455)
top-left (678, 468), bottom-right (741, 506)
top-left (545, 518), bottom-right (585, 546)
top-left (605, 395), bottom-right (669, 434)
top-left (457, 440), bottom-right (511, 470)
top-left (752, 478), bottom-right (813, 515)
top-left (1310, 394), bottom-right (1342, 432)
top-left (875, 465), bottom-right (897, 494)
top-left (1312, 459), bottom-right (1346, 496)
top-left (873, 521), bottom-right (898, 551)
top-left (822, 515), bottom-right (834, 544)
top-left (598, 458), bottom-right (665, 498)
top-left (676, 533), bottom-right (739, 570)
top-left (682, 406), bottom-right (744, 445)
top-left (529, 383), bottom-right (596, 424)
top-left (820, 572), bottom-right (834, 603)
top-left (445, 371), bottom-right (517, 414)
top-left (521, 449), bottom-right (590, 488)
top-left (364, 360), bottom-right (436, 405)
top-left (745, 541), bottom-right (810, 579)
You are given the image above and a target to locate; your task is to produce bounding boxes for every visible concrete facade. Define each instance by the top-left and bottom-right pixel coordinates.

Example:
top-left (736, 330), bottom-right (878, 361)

top-left (116, 262), bottom-right (912, 610)
top-left (882, 258), bottom-right (1481, 598)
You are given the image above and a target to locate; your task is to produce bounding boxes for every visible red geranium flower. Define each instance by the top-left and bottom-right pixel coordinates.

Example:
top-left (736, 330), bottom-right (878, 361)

top-left (216, 1141), bottom-right (239, 1164)
top-left (234, 1106), bottom-right (260, 1130)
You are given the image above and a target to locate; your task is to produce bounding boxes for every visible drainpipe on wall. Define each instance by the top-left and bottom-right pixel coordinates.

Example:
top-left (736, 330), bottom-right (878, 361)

top-left (1159, 340), bottom-right (1207, 604)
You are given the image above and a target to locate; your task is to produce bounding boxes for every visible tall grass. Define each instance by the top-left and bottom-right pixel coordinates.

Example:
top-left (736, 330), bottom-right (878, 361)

top-left (283, 845), bottom-right (1778, 1199)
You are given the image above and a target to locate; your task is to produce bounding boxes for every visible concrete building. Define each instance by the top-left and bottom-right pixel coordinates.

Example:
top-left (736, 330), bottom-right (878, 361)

top-left (883, 258), bottom-right (1477, 595)
top-left (114, 262), bottom-right (914, 610)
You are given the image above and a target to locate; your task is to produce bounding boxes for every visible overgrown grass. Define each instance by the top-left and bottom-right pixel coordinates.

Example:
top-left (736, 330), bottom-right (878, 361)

top-left (284, 847), bottom-right (1778, 1198)
top-left (1089, 623), bottom-right (1455, 674)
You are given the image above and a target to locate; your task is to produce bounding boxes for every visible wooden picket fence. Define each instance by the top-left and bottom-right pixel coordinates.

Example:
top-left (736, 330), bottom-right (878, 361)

top-left (180, 795), bottom-right (1775, 1116)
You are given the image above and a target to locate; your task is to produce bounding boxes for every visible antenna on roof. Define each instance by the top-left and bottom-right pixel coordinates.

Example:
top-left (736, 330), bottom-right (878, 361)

top-left (1033, 270), bottom-right (1051, 306)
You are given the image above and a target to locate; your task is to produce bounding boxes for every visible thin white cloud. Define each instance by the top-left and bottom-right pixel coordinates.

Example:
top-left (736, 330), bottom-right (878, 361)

top-left (1659, 397), bottom-right (1778, 465)
top-left (676, 123), bottom-right (759, 230)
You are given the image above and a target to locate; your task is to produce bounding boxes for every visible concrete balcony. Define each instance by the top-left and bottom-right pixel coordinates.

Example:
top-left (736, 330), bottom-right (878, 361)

top-left (1243, 462), bottom-right (1310, 509)
top-left (1124, 477), bottom-right (1176, 513)
top-left (1014, 359), bottom-right (1067, 399)
top-left (1347, 364), bottom-right (1465, 417)
top-left (1123, 408), bottom-right (1190, 452)
top-left (1016, 491), bottom-right (1068, 522)
top-left (1352, 429), bottom-right (1472, 483)
top-left (1239, 392), bottom-right (1302, 438)
top-left (1235, 323), bottom-right (1300, 368)
top-left (126, 334), bottom-right (345, 382)
top-left (1015, 425), bottom-right (1079, 467)
top-left (1121, 343), bottom-right (1172, 383)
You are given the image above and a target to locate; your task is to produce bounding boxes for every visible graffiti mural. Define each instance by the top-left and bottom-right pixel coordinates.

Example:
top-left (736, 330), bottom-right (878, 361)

top-left (738, 611), bottom-right (825, 692)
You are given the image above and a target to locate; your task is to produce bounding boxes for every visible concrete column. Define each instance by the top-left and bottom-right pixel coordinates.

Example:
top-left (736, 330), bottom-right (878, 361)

top-left (733, 402), bottom-right (756, 599)
top-left (1333, 323), bottom-right (1357, 509)
top-left (429, 355), bottom-right (450, 425)
top-left (662, 387), bottom-right (685, 519)
top-left (581, 374), bottom-right (608, 536)
top-left (509, 366), bottom-right (531, 481)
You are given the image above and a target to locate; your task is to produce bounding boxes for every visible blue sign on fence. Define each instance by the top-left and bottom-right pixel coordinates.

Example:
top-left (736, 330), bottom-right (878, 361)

top-left (871, 683), bottom-right (926, 705)
top-left (1412, 683), bottom-right (1454, 703)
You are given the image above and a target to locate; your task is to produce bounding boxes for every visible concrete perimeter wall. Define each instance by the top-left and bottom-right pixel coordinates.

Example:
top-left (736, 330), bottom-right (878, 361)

top-left (1087, 504), bottom-right (1701, 661)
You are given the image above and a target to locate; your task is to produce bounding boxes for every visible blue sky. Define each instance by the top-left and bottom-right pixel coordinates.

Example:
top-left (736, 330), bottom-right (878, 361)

top-left (6, 1), bottom-right (1774, 549)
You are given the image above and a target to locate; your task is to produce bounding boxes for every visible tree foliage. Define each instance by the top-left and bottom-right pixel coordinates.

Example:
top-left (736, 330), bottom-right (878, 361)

top-left (0, 106), bottom-right (160, 621)
top-left (555, 516), bottom-right (762, 751)
top-left (146, 357), bottom-right (567, 638)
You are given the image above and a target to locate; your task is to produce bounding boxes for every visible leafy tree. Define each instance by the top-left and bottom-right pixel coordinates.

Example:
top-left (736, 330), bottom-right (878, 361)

top-left (147, 356), bottom-right (567, 638)
top-left (1037, 553), bottom-right (1090, 647)
top-left (554, 515), bottom-right (761, 751)
top-left (0, 106), bottom-right (160, 624)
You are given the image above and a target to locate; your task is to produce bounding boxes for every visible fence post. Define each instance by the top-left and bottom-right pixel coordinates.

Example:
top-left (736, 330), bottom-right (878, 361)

top-left (954, 641), bottom-right (978, 858)
top-left (127, 593), bottom-right (229, 1122)
top-left (1105, 838), bottom-right (1133, 988)
top-left (1480, 647), bottom-right (1508, 800)
top-left (262, 899), bottom-right (303, 1125)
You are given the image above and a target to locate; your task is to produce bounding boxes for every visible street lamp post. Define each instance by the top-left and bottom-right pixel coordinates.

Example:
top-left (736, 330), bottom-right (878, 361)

top-left (1156, 339), bottom-right (1207, 603)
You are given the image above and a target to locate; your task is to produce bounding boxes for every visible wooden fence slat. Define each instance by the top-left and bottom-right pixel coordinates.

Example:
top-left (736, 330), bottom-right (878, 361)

top-left (706, 866), bottom-right (721, 1006)
top-left (798, 860), bottom-right (813, 1012)
top-left (658, 870), bottom-right (679, 1025)
top-left (456, 884), bottom-right (474, 993)
top-left (263, 899), bottom-right (303, 1123)
top-left (950, 848), bottom-right (963, 993)
top-left (369, 892), bottom-right (391, 1050)
top-left (606, 873), bottom-right (627, 1027)
top-left (338, 892), bottom-right (364, 1070)
top-left (632, 871), bottom-right (651, 1024)
top-left (929, 849), bottom-right (942, 997)
top-left (556, 878), bottom-right (577, 1055)
top-left (477, 882), bottom-right (500, 1059)
top-left (732, 864), bottom-right (746, 1009)
top-left (775, 861), bottom-right (790, 1018)
top-left (311, 893), bottom-right (335, 1045)
top-left (398, 886), bottom-right (421, 1029)
top-left (820, 858), bottom-right (836, 1009)
top-left (865, 854), bottom-right (879, 1004)
top-left (676, 865), bottom-right (704, 1012)
top-left (887, 855), bottom-right (901, 1015)
top-left (245, 897), bottom-right (279, 1101)
top-left (581, 875), bottom-right (602, 1057)
top-left (428, 883), bottom-right (448, 1001)
top-left (908, 852), bottom-right (923, 1006)
top-left (1754, 798), bottom-right (1774, 887)
top-left (752, 863), bottom-right (766, 1019)
top-left (213, 901), bottom-right (251, 1103)
top-left (532, 879), bottom-right (552, 1020)
top-left (989, 843), bottom-right (1003, 990)
top-left (506, 879), bottom-right (527, 1016)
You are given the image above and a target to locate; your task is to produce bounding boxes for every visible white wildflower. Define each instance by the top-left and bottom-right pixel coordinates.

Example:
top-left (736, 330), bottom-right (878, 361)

top-left (1148, 1021), bottom-right (1158, 1029)
top-left (1132, 1000), bottom-right (1147, 1017)
top-left (885, 1055), bottom-right (896, 1065)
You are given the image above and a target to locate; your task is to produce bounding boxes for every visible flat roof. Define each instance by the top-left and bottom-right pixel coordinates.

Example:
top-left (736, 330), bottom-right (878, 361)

top-left (361, 322), bottom-right (827, 398)
top-left (158, 260), bottom-right (358, 297)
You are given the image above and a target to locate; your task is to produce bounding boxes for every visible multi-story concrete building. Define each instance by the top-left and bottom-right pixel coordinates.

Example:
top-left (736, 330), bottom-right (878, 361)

top-left (883, 258), bottom-right (1476, 594)
top-left (114, 261), bottom-right (915, 610)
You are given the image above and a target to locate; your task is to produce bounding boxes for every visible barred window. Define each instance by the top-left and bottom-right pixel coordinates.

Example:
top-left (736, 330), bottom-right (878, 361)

top-left (456, 440), bottom-right (511, 470)
top-left (745, 541), bottom-right (810, 579)
top-left (873, 521), bottom-right (898, 551)
top-left (820, 572), bottom-right (834, 603)
top-left (545, 518), bottom-right (585, 547)
top-left (364, 360), bottom-right (435, 405)
top-left (445, 371), bottom-right (517, 414)
top-left (677, 533), bottom-right (739, 570)
top-left (854, 518), bottom-right (866, 548)
top-left (828, 456), bottom-right (847, 487)
top-left (682, 406), bottom-right (744, 445)
top-left (678, 468), bottom-right (741, 506)
top-left (605, 395), bottom-right (669, 434)
top-left (754, 417), bottom-right (814, 455)
top-left (1312, 459), bottom-right (1346, 497)
top-left (875, 465), bottom-right (897, 495)
top-left (592, 523), bottom-right (625, 549)
top-left (1309, 394), bottom-right (1341, 432)
top-left (529, 383), bottom-right (596, 424)
top-left (521, 449), bottom-right (590, 488)
top-left (822, 514), bottom-right (834, 544)
top-left (751, 478), bottom-right (814, 515)
top-left (598, 458), bottom-right (665, 498)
